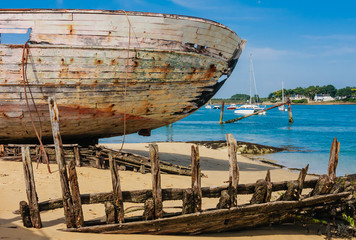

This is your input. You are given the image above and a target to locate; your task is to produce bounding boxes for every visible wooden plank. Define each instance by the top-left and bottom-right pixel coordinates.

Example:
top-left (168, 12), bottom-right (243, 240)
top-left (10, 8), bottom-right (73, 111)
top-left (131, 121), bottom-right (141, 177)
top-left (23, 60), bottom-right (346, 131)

top-left (74, 146), bottom-right (81, 167)
top-left (191, 145), bottom-right (202, 212)
top-left (48, 96), bottom-right (76, 228)
top-left (65, 192), bottom-right (351, 234)
top-left (21, 146), bottom-right (42, 228)
top-left (19, 201), bottom-right (32, 228)
top-left (36, 179), bottom-right (319, 211)
top-left (109, 151), bottom-right (124, 223)
top-left (327, 137), bottom-right (339, 182)
top-left (0, 28), bottom-right (30, 34)
top-left (149, 144), bottom-right (162, 219)
top-left (68, 159), bottom-right (84, 227)
top-left (226, 133), bottom-right (239, 207)
top-left (265, 170), bottom-right (272, 202)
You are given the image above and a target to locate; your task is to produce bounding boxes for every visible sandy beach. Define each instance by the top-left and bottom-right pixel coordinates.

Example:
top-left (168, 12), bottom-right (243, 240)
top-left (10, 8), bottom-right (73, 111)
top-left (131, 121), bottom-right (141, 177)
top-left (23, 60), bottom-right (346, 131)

top-left (0, 142), bottom-right (327, 240)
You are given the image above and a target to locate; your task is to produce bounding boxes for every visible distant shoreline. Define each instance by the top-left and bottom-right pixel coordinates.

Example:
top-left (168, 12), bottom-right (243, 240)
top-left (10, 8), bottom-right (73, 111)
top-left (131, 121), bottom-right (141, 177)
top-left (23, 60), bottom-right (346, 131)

top-left (211, 100), bottom-right (356, 105)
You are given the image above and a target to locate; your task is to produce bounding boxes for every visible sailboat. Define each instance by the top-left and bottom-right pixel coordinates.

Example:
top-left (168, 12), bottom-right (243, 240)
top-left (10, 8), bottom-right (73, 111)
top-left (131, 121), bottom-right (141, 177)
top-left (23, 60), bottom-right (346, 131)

top-left (278, 81), bottom-right (288, 111)
top-left (234, 54), bottom-right (266, 115)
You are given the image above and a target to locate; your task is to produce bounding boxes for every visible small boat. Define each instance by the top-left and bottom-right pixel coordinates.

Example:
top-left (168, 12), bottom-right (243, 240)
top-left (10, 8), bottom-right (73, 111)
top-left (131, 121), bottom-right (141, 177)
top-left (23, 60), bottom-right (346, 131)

top-left (227, 104), bottom-right (237, 110)
top-left (234, 54), bottom-right (265, 115)
top-left (234, 104), bottom-right (265, 115)
top-left (205, 105), bottom-right (212, 109)
top-left (213, 105), bottom-right (221, 109)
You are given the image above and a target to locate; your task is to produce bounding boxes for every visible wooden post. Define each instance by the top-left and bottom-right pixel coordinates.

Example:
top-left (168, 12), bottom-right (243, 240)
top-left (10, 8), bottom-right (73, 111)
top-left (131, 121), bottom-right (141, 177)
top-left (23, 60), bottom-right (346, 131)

top-left (109, 152), bottom-right (124, 223)
top-left (191, 145), bottom-right (202, 212)
top-left (265, 169), bottom-right (272, 202)
top-left (287, 98), bottom-right (293, 123)
top-left (327, 137), bottom-right (340, 182)
top-left (312, 138), bottom-right (340, 196)
top-left (280, 164), bottom-right (309, 201)
top-left (21, 146), bottom-right (42, 228)
top-left (48, 97), bottom-right (76, 228)
top-left (19, 201), bottom-right (32, 228)
top-left (250, 179), bottom-right (267, 204)
top-left (143, 199), bottom-right (154, 220)
top-left (219, 101), bottom-right (225, 124)
top-left (68, 160), bottom-right (84, 227)
top-left (182, 189), bottom-right (194, 214)
top-left (74, 147), bottom-right (81, 167)
top-left (0, 144), bottom-right (5, 156)
top-left (226, 134), bottom-right (239, 207)
top-left (149, 144), bottom-right (163, 219)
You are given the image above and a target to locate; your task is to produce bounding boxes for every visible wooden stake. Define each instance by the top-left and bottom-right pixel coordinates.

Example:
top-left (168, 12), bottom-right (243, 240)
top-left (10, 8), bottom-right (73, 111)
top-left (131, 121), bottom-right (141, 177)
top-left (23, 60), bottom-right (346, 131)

top-left (182, 189), bottom-right (194, 214)
top-left (191, 145), bottom-right (202, 212)
top-left (19, 201), bottom-right (32, 228)
top-left (226, 134), bottom-right (239, 207)
top-left (327, 137), bottom-right (340, 182)
top-left (48, 97), bottom-right (76, 228)
top-left (287, 98), bottom-right (293, 123)
top-left (250, 179), bottom-right (267, 204)
top-left (149, 144), bottom-right (163, 219)
top-left (219, 101), bottom-right (225, 124)
top-left (74, 147), bottom-right (81, 167)
top-left (109, 151), bottom-right (124, 223)
top-left (68, 160), bottom-right (84, 227)
top-left (21, 146), bottom-right (42, 228)
top-left (265, 169), bottom-right (272, 202)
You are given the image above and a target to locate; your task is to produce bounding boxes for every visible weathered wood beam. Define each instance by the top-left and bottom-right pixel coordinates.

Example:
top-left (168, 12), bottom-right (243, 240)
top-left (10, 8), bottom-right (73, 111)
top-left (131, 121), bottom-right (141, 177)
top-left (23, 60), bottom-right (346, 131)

top-left (68, 160), bottom-right (84, 227)
top-left (37, 179), bottom-right (319, 211)
top-left (149, 144), bottom-right (163, 219)
top-left (21, 146), bottom-right (42, 228)
top-left (48, 97), bottom-right (76, 228)
top-left (226, 134), bottom-right (239, 207)
top-left (109, 151), bottom-right (124, 223)
top-left (191, 145), bottom-right (202, 212)
top-left (64, 192), bottom-right (351, 235)
top-left (74, 146), bottom-right (81, 167)
top-left (265, 170), bottom-right (272, 202)
top-left (312, 138), bottom-right (340, 196)
top-left (328, 137), bottom-right (340, 182)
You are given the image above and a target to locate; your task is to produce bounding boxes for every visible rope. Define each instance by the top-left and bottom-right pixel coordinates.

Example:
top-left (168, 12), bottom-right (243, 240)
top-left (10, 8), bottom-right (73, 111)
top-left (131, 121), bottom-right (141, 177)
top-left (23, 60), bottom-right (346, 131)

top-left (22, 41), bottom-right (51, 173)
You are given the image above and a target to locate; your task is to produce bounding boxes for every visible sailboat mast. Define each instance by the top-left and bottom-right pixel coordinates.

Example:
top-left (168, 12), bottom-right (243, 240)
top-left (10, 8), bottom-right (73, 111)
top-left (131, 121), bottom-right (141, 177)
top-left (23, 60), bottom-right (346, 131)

top-left (249, 54), bottom-right (252, 104)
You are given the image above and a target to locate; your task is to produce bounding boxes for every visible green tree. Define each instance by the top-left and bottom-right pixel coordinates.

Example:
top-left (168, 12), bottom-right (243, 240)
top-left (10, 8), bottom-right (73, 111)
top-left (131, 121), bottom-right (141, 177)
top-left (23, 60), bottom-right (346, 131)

top-left (230, 93), bottom-right (250, 101)
top-left (325, 84), bottom-right (337, 97)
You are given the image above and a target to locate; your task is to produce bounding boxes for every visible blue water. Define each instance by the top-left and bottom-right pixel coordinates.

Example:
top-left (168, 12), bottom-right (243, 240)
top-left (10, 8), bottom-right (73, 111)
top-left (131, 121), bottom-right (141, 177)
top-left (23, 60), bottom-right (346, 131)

top-left (101, 105), bottom-right (356, 176)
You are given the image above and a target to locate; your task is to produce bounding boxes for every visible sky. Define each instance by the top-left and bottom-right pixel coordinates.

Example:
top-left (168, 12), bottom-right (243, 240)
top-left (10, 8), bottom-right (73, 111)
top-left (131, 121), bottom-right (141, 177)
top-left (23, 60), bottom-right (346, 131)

top-left (1, 0), bottom-right (356, 98)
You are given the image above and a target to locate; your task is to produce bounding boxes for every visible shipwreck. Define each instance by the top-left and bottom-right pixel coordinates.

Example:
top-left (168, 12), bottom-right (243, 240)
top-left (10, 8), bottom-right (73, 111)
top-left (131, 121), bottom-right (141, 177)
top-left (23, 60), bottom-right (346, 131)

top-left (0, 9), bottom-right (246, 144)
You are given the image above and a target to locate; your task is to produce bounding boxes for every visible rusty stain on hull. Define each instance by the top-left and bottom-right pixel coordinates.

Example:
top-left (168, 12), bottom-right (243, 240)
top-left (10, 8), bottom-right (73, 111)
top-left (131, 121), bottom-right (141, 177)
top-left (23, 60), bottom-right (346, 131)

top-left (0, 9), bottom-right (246, 143)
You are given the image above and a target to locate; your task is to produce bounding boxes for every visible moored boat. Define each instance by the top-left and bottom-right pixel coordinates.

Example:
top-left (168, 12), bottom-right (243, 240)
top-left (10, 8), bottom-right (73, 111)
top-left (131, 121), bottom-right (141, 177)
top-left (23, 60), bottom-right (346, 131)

top-left (0, 9), bottom-right (246, 143)
top-left (227, 103), bottom-right (237, 110)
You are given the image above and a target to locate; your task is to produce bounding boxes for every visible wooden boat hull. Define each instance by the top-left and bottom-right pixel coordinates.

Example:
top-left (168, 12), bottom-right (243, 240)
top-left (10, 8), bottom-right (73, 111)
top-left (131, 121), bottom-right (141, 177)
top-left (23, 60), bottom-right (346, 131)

top-left (0, 9), bottom-right (246, 143)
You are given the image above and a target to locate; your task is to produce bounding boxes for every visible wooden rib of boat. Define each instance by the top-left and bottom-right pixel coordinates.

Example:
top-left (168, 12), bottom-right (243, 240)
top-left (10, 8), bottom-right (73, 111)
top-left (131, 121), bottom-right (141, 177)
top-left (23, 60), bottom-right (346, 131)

top-left (0, 9), bottom-right (246, 143)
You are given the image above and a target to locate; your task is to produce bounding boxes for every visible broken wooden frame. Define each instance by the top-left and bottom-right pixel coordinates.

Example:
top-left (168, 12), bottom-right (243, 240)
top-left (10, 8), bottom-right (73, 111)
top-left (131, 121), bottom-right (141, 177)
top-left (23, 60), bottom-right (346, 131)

top-left (0, 144), bottom-right (193, 176)
top-left (19, 133), bottom-right (354, 235)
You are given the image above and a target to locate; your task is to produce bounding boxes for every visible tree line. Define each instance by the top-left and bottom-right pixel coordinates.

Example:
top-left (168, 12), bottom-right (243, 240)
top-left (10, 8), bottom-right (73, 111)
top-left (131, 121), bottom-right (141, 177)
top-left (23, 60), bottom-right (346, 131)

top-left (267, 85), bottom-right (356, 100)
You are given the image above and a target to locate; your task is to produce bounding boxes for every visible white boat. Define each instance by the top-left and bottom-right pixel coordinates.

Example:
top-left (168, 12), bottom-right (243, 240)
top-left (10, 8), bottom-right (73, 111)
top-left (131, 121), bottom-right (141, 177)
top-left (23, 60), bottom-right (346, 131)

top-left (234, 54), bottom-right (265, 115)
top-left (213, 105), bottom-right (221, 109)
top-left (205, 105), bottom-right (212, 109)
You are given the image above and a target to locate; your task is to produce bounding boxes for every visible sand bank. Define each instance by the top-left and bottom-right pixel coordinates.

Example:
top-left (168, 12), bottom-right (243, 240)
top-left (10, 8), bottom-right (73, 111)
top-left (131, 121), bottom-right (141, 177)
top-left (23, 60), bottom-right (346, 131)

top-left (0, 142), bottom-right (325, 239)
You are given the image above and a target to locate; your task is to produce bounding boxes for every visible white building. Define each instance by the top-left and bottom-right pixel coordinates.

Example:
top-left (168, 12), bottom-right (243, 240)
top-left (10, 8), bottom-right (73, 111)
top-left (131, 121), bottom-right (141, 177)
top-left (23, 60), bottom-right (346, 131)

top-left (315, 94), bottom-right (335, 102)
